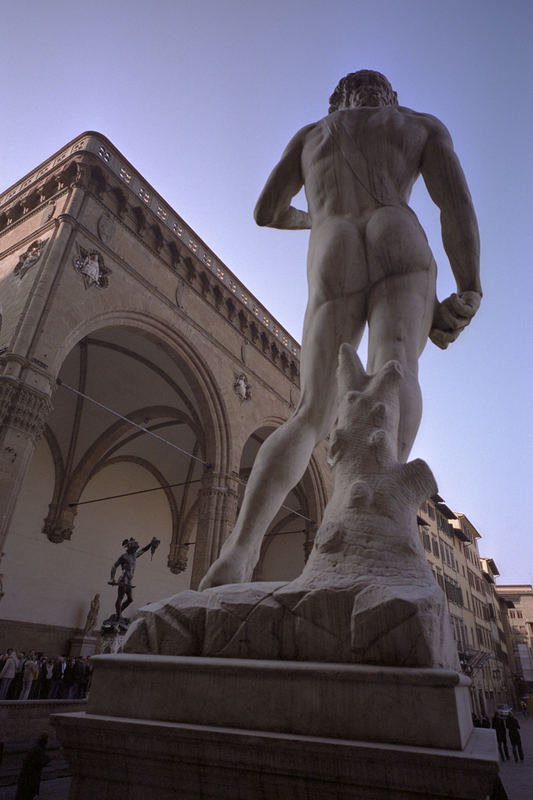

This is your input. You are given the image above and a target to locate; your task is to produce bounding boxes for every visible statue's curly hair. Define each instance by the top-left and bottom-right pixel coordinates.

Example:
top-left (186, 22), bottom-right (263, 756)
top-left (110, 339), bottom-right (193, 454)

top-left (328, 70), bottom-right (396, 113)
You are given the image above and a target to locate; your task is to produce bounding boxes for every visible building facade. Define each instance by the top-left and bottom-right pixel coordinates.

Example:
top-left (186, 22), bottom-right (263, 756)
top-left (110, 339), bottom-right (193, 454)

top-left (0, 132), bottom-right (331, 654)
top-left (417, 498), bottom-right (515, 716)
top-left (495, 585), bottom-right (533, 702)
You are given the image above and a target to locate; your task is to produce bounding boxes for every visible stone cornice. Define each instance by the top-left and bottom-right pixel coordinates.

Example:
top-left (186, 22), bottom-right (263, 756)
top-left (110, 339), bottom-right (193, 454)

top-left (0, 132), bottom-right (301, 365)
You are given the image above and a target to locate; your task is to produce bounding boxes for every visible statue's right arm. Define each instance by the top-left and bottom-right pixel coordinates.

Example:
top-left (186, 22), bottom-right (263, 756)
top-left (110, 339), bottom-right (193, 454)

top-left (254, 124), bottom-right (315, 230)
top-left (420, 117), bottom-right (482, 348)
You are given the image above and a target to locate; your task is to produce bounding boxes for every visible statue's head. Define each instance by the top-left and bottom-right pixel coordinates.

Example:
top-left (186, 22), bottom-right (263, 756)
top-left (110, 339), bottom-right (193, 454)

top-left (123, 537), bottom-right (139, 553)
top-left (328, 70), bottom-right (397, 113)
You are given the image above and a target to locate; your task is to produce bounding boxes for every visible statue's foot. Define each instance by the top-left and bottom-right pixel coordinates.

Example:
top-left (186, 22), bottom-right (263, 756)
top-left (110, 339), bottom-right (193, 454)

top-left (199, 547), bottom-right (253, 590)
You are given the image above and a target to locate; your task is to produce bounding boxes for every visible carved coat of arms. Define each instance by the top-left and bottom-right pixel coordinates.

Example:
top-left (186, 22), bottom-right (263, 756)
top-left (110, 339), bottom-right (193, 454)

top-left (74, 245), bottom-right (110, 289)
top-left (234, 373), bottom-right (251, 401)
top-left (14, 239), bottom-right (48, 278)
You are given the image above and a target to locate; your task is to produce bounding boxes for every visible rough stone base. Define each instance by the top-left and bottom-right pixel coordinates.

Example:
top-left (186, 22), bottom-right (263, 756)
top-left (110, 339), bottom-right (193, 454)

top-left (123, 577), bottom-right (458, 669)
top-left (52, 654), bottom-right (499, 799)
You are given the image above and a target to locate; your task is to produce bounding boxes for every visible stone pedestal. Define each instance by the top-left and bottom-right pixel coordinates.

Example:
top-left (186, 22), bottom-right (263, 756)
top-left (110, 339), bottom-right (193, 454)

top-left (52, 654), bottom-right (499, 799)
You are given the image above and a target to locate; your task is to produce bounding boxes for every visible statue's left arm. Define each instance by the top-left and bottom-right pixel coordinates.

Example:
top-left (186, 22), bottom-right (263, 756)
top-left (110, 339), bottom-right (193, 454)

top-left (420, 118), bottom-right (482, 348)
top-left (136, 537), bottom-right (160, 559)
top-left (254, 124), bottom-right (315, 230)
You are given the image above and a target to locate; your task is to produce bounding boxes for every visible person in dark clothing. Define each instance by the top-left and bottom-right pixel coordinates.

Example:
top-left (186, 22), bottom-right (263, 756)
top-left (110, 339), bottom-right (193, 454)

top-left (506, 712), bottom-right (524, 762)
top-left (15, 732), bottom-right (50, 800)
top-left (72, 657), bottom-right (87, 698)
top-left (492, 713), bottom-right (510, 761)
top-left (48, 657), bottom-right (64, 699)
top-left (62, 657), bottom-right (76, 698)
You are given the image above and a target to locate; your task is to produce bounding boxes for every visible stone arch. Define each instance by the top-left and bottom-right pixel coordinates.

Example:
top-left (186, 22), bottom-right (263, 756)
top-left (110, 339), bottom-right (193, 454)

top-left (47, 310), bottom-right (232, 474)
top-left (38, 312), bottom-right (239, 590)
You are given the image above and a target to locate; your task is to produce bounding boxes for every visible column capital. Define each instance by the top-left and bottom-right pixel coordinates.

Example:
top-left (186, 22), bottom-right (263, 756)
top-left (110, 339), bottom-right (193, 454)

top-left (0, 378), bottom-right (52, 442)
top-left (190, 469), bottom-right (240, 589)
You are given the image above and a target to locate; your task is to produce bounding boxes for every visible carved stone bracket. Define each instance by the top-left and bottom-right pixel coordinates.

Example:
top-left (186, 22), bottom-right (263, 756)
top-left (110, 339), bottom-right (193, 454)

top-left (168, 543), bottom-right (190, 574)
top-left (42, 503), bottom-right (76, 544)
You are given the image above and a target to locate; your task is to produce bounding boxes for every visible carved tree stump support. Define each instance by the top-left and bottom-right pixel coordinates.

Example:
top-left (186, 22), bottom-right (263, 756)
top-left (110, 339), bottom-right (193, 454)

top-left (124, 344), bottom-right (458, 669)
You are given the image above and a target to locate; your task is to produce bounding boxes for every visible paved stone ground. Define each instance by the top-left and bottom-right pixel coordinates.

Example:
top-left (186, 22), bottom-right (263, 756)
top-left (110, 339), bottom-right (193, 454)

top-left (2, 774), bottom-right (71, 798)
top-left (3, 715), bottom-right (533, 799)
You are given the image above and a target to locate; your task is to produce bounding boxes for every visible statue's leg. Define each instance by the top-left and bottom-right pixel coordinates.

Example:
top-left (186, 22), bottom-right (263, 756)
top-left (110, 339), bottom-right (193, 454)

top-left (366, 270), bottom-right (436, 462)
top-left (364, 206), bottom-right (437, 462)
top-left (114, 586), bottom-right (124, 619)
top-left (120, 587), bottom-right (133, 615)
top-left (199, 221), bottom-right (368, 590)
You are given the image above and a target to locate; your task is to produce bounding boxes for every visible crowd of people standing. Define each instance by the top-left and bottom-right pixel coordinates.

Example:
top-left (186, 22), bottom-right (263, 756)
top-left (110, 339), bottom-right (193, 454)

top-left (0, 648), bottom-right (92, 701)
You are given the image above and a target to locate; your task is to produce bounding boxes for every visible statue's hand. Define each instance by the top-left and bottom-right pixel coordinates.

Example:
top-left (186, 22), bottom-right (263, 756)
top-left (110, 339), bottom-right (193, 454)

top-left (429, 291), bottom-right (481, 350)
top-left (108, 580), bottom-right (117, 586)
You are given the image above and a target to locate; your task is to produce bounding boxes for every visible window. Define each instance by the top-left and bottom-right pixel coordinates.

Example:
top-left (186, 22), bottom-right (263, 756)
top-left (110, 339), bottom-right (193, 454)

top-left (445, 579), bottom-right (463, 607)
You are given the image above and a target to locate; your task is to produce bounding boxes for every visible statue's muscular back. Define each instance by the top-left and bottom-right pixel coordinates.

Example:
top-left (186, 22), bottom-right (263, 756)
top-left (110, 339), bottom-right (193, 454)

top-left (302, 105), bottom-right (435, 218)
top-left (301, 106), bottom-right (438, 293)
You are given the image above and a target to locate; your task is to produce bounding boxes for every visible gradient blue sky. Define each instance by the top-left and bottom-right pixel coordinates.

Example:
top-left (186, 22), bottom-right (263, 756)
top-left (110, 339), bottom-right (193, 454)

top-left (2, 0), bottom-right (531, 582)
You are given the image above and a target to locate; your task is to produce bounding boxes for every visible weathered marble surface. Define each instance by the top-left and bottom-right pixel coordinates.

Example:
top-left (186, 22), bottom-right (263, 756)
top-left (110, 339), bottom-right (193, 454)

top-left (84, 654), bottom-right (474, 748)
top-left (53, 655), bottom-right (497, 800)
top-left (124, 346), bottom-right (458, 669)
top-left (54, 711), bottom-right (498, 800)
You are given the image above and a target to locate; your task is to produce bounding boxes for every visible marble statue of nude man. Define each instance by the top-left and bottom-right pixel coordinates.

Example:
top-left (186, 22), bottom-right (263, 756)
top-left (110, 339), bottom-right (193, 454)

top-left (200, 70), bottom-right (481, 590)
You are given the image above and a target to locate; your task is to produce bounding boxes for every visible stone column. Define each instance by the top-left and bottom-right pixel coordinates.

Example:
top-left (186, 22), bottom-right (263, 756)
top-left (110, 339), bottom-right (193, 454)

top-left (0, 378), bottom-right (52, 554)
top-left (190, 468), bottom-right (239, 590)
